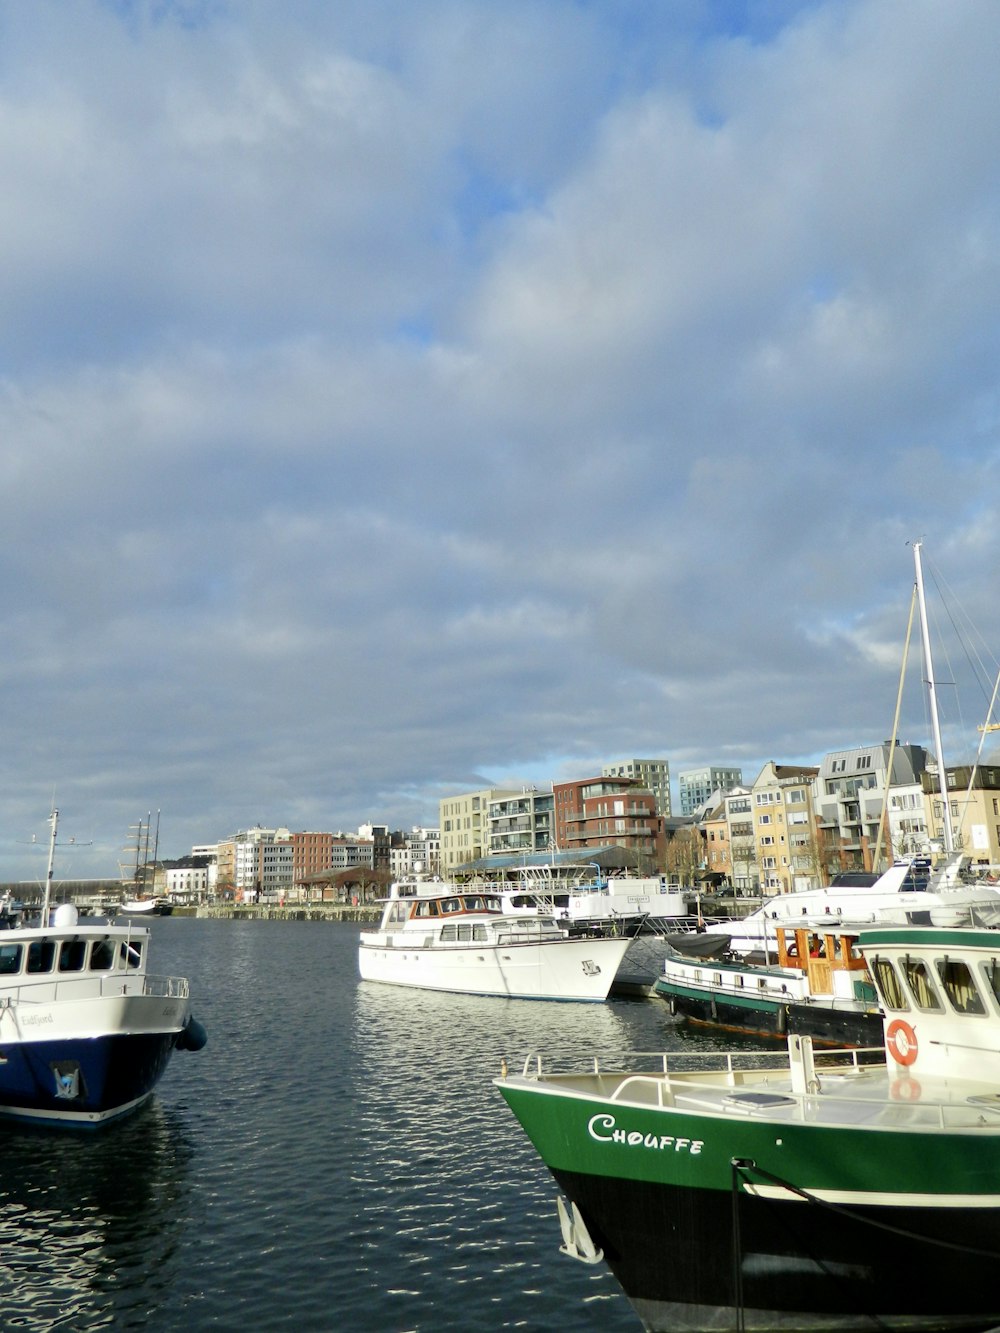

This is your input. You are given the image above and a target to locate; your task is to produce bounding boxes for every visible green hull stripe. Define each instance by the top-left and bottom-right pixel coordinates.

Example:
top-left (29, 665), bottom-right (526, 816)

top-left (498, 1080), bottom-right (1000, 1197)
top-left (654, 982), bottom-right (783, 1014)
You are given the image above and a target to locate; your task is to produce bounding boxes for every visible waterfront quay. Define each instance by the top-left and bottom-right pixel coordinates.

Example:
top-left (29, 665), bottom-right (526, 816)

top-left (189, 902), bottom-right (381, 924)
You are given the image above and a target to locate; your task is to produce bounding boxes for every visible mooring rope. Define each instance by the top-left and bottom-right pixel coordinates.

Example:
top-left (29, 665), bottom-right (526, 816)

top-left (732, 1157), bottom-right (1000, 1261)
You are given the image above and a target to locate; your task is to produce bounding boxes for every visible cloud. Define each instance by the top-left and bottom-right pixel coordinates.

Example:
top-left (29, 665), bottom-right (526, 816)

top-left (1, 0), bottom-right (1000, 876)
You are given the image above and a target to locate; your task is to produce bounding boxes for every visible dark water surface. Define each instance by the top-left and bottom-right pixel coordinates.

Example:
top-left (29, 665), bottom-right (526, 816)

top-left (0, 919), bottom-right (719, 1331)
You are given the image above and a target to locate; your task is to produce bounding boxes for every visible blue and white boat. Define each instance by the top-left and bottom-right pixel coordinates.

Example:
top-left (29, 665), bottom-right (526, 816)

top-left (0, 809), bottom-right (206, 1128)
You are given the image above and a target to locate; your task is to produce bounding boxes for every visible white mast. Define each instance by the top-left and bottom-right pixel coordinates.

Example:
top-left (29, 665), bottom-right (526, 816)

top-left (41, 807), bottom-right (58, 924)
top-left (913, 541), bottom-right (955, 855)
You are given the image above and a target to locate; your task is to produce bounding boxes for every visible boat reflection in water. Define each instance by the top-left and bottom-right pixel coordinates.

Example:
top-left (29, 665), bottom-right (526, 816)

top-left (349, 978), bottom-right (740, 1333)
top-left (0, 1102), bottom-right (194, 1330)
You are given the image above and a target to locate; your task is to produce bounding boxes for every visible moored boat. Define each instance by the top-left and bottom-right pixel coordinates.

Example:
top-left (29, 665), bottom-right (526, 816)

top-left (725, 855), bottom-right (1000, 953)
top-left (358, 882), bottom-right (632, 1001)
top-left (0, 810), bottom-right (205, 1127)
top-left (656, 919), bottom-right (883, 1047)
top-left (119, 896), bottom-right (173, 916)
top-left (497, 922), bottom-right (1000, 1330)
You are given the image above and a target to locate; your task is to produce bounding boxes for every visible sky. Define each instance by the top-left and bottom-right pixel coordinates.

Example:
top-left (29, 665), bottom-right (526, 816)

top-left (3, 0), bottom-right (1000, 881)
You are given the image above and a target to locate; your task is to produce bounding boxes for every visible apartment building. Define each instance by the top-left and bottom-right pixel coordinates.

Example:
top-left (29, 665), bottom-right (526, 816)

top-left (698, 795), bottom-right (732, 885)
top-left (390, 827), bottom-right (441, 879)
top-left (602, 759), bottom-right (672, 817)
top-left (751, 763), bottom-right (821, 894)
top-left (163, 856), bottom-right (212, 901)
top-left (291, 831), bottom-right (335, 889)
top-left (721, 786), bottom-right (756, 892)
top-left (439, 788), bottom-right (520, 875)
top-left (223, 826), bottom-right (294, 901)
top-left (816, 742), bottom-right (930, 876)
top-left (922, 763), bottom-right (1000, 865)
top-left (678, 765), bottom-right (743, 817)
top-left (488, 788), bottom-right (554, 856)
top-left (553, 775), bottom-right (664, 869)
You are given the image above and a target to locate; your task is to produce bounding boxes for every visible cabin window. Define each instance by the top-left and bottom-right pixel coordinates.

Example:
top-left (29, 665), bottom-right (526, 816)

top-left (981, 959), bottom-right (1000, 1011)
top-left (870, 957), bottom-right (908, 1010)
top-left (58, 940), bottom-right (87, 973)
top-left (0, 943), bottom-right (22, 975)
top-left (901, 957), bottom-right (943, 1011)
top-left (90, 939), bottom-right (115, 970)
top-left (26, 940), bottom-right (56, 974)
top-left (462, 897), bottom-right (483, 911)
top-left (936, 958), bottom-right (987, 1015)
top-left (439, 924), bottom-right (457, 942)
top-left (472, 925), bottom-right (488, 942)
top-left (457, 924), bottom-right (474, 942)
top-left (120, 940), bottom-right (143, 969)
top-left (414, 901), bottom-right (439, 918)
top-left (440, 899), bottom-right (460, 913)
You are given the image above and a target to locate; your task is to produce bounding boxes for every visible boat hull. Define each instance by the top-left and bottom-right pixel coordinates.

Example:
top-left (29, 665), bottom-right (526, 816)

top-left (358, 935), bottom-right (632, 1001)
top-left (657, 983), bottom-right (882, 1048)
top-left (0, 991), bottom-right (192, 1127)
top-left (550, 1165), bottom-right (1000, 1331)
top-left (498, 1082), bottom-right (1000, 1331)
top-left (0, 1030), bottom-right (183, 1126)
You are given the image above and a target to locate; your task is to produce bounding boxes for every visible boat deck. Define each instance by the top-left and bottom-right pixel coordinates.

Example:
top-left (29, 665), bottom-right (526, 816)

top-left (509, 1048), bottom-right (1000, 1131)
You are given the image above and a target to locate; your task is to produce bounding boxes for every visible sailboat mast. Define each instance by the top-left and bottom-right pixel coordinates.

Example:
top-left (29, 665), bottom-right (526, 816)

top-left (913, 541), bottom-right (955, 855)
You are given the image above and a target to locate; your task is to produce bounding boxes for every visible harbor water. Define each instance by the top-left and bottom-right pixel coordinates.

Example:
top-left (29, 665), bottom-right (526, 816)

top-left (0, 918), bottom-right (736, 1331)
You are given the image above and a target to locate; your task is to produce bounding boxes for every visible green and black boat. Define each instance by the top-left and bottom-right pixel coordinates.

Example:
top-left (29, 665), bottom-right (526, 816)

top-left (497, 925), bottom-right (1000, 1330)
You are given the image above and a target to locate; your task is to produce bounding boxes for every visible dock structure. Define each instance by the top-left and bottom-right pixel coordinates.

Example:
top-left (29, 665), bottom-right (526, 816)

top-left (191, 903), bottom-right (380, 923)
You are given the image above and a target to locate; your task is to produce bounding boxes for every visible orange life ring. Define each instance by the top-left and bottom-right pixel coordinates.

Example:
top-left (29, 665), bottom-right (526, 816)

top-left (890, 1077), bottom-right (921, 1101)
top-left (886, 1019), bottom-right (918, 1066)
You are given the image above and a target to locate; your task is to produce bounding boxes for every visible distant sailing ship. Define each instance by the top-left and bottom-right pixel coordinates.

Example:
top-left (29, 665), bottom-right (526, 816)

top-left (119, 811), bottom-right (173, 915)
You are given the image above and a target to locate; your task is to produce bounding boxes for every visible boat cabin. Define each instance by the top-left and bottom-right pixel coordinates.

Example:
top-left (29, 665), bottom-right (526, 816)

top-left (860, 926), bottom-right (1000, 1083)
top-left (380, 893), bottom-right (505, 930)
top-left (775, 925), bottom-right (872, 1000)
top-left (0, 931), bottom-right (144, 979)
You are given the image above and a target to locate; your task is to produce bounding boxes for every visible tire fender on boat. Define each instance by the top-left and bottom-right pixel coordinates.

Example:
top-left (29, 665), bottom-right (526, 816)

top-left (886, 1018), bottom-right (918, 1066)
top-left (890, 1076), bottom-right (921, 1101)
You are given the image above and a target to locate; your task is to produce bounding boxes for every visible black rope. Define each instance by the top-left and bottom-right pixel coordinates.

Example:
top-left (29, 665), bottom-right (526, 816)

top-left (731, 1157), bottom-right (894, 1332)
top-left (730, 1158), bottom-right (747, 1333)
top-left (733, 1159), bottom-right (1000, 1262)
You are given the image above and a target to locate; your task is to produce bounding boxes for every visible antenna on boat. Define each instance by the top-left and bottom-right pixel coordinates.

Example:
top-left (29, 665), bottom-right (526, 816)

top-left (913, 540), bottom-right (955, 855)
top-left (41, 807), bottom-right (58, 924)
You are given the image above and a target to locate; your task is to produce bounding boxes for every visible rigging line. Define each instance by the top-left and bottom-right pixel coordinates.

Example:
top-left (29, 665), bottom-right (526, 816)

top-left (925, 560), bottom-right (997, 830)
top-left (925, 551), bottom-right (1000, 683)
top-left (874, 585), bottom-right (917, 872)
top-left (924, 557), bottom-right (994, 728)
top-left (733, 1160), bottom-right (1000, 1262)
top-left (963, 662), bottom-right (1000, 818)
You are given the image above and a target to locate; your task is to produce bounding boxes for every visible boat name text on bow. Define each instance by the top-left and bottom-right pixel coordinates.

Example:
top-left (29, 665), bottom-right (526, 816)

top-left (588, 1114), bottom-right (703, 1154)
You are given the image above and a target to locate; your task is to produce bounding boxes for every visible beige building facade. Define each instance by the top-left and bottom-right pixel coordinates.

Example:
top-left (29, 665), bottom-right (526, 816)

top-left (751, 763), bottom-right (822, 894)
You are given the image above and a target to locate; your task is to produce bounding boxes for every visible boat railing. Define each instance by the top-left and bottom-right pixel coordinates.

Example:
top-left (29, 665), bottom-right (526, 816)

top-left (1, 972), bottom-right (190, 1004)
top-left (512, 1048), bottom-right (1000, 1129)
